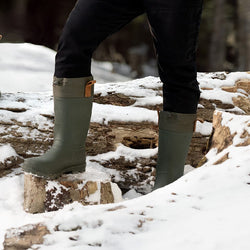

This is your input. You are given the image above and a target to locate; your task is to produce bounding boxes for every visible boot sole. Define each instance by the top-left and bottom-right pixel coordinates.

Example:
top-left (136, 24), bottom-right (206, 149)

top-left (23, 164), bottom-right (85, 179)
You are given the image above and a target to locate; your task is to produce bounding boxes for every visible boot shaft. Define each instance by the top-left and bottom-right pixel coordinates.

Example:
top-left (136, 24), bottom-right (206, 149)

top-left (53, 77), bottom-right (95, 147)
top-left (153, 111), bottom-right (196, 189)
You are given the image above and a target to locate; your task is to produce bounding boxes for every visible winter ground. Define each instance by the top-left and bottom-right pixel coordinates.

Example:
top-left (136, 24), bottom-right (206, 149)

top-left (0, 43), bottom-right (131, 93)
top-left (0, 43), bottom-right (250, 249)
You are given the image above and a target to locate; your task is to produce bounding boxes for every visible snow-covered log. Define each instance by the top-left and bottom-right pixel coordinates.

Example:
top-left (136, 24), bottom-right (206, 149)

top-left (1, 74), bottom-right (250, 192)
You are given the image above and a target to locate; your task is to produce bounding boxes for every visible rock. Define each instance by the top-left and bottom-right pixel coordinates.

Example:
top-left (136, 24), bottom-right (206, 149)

top-left (221, 79), bottom-right (250, 94)
top-left (187, 133), bottom-right (209, 167)
top-left (0, 122), bottom-right (53, 158)
top-left (23, 174), bottom-right (47, 213)
top-left (211, 73), bottom-right (227, 80)
top-left (201, 87), bottom-right (213, 90)
top-left (0, 144), bottom-right (24, 177)
top-left (232, 96), bottom-right (250, 114)
top-left (211, 99), bottom-right (235, 110)
top-left (213, 153), bottom-right (229, 165)
top-left (94, 92), bottom-right (136, 106)
top-left (196, 156), bottom-right (208, 168)
top-left (0, 155), bottom-right (23, 171)
top-left (236, 129), bottom-right (250, 147)
top-left (221, 86), bottom-right (238, 93)
top-left (211, 112), bottom-right (236, 152)
top-left (197, 97), bottom-right (237, 123)
top-left (211, 111), bottom-right (250, 153)
top-left (23, 173), bottom-right (123, 213)
top-left (87, 121), bottom-right (158, 155)
top-left (89, 156), bottom-right (156, 194)
top-left (122, 135), bottom-right (157, 149)
top-left (3, 223), bottom-right (49, 250)
top-left (236, 79), bottom-right (250, 94)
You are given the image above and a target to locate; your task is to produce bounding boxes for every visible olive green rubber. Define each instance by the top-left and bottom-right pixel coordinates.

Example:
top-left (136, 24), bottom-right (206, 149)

top-left (22, 76), bottom-right (94, 178)
top-left (153, 111), bottom-right (196, 190)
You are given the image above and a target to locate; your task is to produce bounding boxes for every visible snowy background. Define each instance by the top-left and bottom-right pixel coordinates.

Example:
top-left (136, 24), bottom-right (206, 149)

top-left (0, 43), bottom-right (250, 250)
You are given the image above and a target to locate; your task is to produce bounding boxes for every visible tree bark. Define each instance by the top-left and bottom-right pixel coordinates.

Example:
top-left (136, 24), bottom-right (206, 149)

top-left (237, 0), bottom-right (250, 70)
top-left (208, 0), bottom-right (227, 71)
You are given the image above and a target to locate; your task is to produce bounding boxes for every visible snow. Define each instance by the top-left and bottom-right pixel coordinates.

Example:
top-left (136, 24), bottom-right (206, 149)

top-left (31, 156), bottom-right (249, 250)
top-left (220, 111), bottom-right (250, 136)
top-left (110, 183), bottom-right (124, 203)
top-left (94, 76), bottom-right (162, 98)
top-left (0, 43), bottom-right (250, 250)
top-left (0, 144), bottom-right (18, 163)
top-left (198, 72), bottom-right (250, 107)
top-left (123, 189), bottom-right (143, 200)
top-left (195, 120), bottom-right (213, 136)
top-left (92, 103), bottom-right (158, 124)
top-left (200, 88), bottom-right (245, 105)
top-left (88, 144), bottom-right (158, 164)
top-left (85, 145), bottom-right (158, 191)
top-left (198, 72), bottom-right (250, 88)
top-left (183, 164), bottom-right (195, 175)
top-left (0, 43), bottom-right (131, 94)
top-left (0, 43), bottom-right (55, 93)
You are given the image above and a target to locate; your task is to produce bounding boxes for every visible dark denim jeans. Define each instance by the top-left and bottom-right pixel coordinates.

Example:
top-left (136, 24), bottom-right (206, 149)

top-left (55, 0), bottom-right (203, 114)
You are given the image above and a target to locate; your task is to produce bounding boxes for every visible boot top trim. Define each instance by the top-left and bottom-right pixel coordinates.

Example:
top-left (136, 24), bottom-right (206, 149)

top-left (159, 111), bottom-right (197, 132)
top-left (53, 76), bottom-right (94, 98)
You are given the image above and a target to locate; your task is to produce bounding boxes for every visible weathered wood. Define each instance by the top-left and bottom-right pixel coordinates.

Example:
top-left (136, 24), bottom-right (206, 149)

top-left (232, 96), bottom-right (250, 114)
top-left (236, 79), bottom-right (250, 94)
top-left (211, 112), bottom-right (235, 152)
top-left (23, 173), bottom-right (122, 213)
top-left (4, 224), bottom-right (49, 250)
top-left (211, 111), bottom-right (250, 152)
top-left (23, 174), bottom-right (47, 213)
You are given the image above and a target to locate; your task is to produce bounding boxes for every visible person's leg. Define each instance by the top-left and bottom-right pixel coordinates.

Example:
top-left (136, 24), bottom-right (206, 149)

top-left (55, 0), bottom-right (144, 78)
top-left (145, 0), bottom-right (203, 189)
top-left (23, 0), bottom-right (144, 178)
top-left (0, 34), bottom-right (2, 98)
top-left (146, 0), bottom-right (203, 113)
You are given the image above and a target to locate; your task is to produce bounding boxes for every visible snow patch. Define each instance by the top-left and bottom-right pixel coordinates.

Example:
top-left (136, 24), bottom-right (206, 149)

top-left (0, 144), bottom-right (18, 163)
top-left (195, 121), bottom-right (213, 135)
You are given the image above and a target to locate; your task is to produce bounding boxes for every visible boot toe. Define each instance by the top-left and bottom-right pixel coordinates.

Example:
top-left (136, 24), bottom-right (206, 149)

top-left (22, 157), bottom-right (52, 178)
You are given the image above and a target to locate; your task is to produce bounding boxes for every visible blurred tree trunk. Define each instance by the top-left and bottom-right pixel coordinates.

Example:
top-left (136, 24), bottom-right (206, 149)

top-left (208, 0), bottom-right (227, 71)
top-left (237, 0), bottom-right (250, 70)
top-left (0, 0), bottom-right (28, 41)
top-left (24, 0), bottom-right (76, 49)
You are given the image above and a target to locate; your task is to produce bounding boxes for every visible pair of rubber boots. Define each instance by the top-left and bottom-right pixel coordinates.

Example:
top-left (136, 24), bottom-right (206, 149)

top-left (22, 77), bottom-right (196, 189)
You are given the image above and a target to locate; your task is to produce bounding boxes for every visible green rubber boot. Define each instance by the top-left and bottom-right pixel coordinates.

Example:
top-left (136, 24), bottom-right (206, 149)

top-left (153, 111), bottom-right (196, 190)
top-left (22, 76), bottom-right (95, 178)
